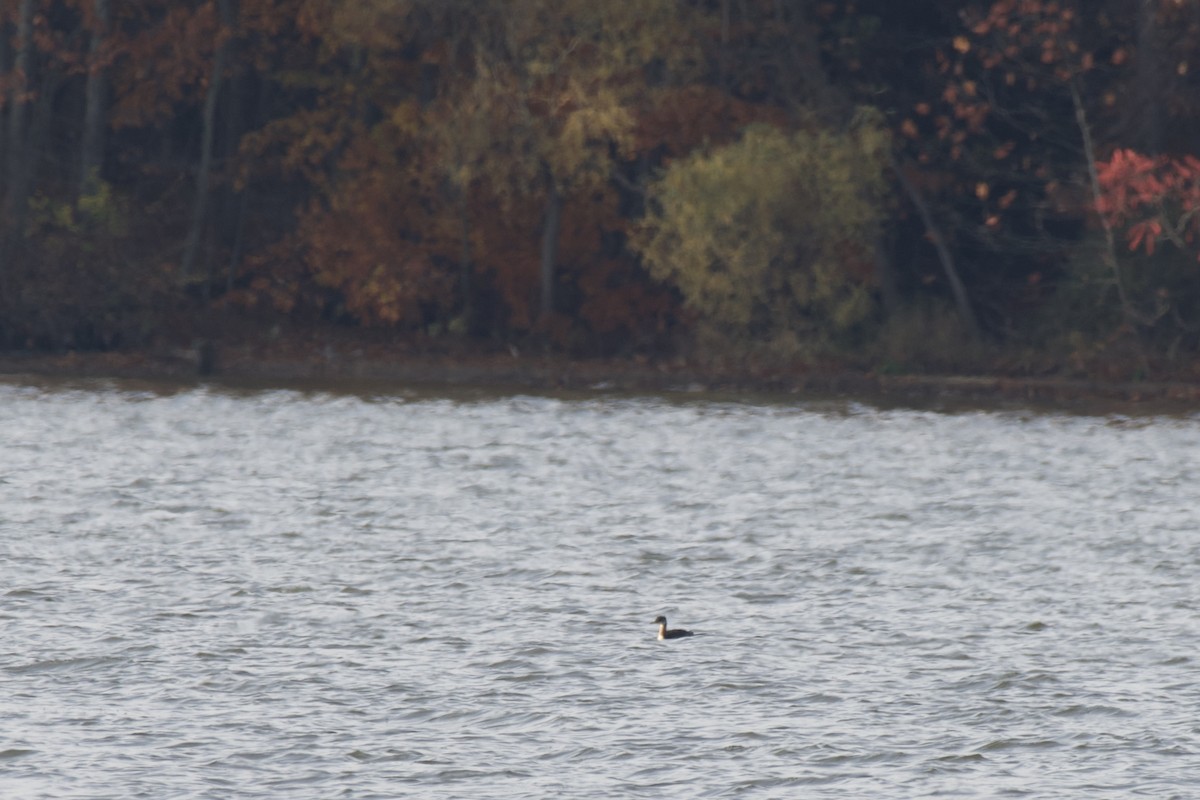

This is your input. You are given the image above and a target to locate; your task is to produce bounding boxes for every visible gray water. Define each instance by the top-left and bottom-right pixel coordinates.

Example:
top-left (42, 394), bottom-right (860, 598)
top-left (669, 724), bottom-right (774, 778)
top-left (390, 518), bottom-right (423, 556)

top-left (1, 379), bottom-right (1198, 799)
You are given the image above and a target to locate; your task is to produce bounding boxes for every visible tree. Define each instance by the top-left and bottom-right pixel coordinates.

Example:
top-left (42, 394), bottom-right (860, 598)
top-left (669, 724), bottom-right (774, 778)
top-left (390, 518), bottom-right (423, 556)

top-left (78, 0), bottom-right (111, 205)
top-left (232, 0), bottom-right (464, 325)
top-left (447, 0), bottom-right (695, 329)
top-left (1097, 149), bottom-right (1200, 258)
top-left (1095, 147), bottom-right (1200, 342)
top-left (3, 0), bottom-right (35, 235)
top-left (181, 0), bottom-right (236, 283)
top-left (634, 115), bottom-right (890, 345)
top-left (952, 0), bottom-right (1200, 345)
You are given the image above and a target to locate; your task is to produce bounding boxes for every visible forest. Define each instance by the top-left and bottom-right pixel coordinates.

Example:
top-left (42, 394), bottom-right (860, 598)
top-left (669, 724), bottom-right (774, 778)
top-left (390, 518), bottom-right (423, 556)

top-left (2, 0), bottom-right (1200, 378)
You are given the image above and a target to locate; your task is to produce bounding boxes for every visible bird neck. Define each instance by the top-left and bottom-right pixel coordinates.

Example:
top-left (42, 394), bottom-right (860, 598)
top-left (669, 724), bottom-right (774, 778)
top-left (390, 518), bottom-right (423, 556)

top-left (657, 623), bottom-right (667, 640)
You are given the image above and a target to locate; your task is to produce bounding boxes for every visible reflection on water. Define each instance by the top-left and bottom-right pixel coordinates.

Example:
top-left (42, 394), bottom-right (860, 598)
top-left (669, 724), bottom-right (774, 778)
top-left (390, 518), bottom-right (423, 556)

top-left (1, 379), bottom-right (1198, 798)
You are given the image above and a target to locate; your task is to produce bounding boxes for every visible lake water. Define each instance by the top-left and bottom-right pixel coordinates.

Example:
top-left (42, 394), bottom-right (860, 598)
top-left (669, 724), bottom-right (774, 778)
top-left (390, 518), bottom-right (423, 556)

top-left (1, 378), bottom-right (1198, 798)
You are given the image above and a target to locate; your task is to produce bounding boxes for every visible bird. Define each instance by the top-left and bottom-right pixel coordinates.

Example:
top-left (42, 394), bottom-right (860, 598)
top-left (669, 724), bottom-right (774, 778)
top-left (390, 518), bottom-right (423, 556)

top-left (653, 615), bottom-right (694, 640)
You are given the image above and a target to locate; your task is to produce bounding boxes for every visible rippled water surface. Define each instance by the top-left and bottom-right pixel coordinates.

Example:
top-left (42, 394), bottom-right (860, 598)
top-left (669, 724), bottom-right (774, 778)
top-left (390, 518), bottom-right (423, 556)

top-left (2, 379), bottom-right (1199, 798)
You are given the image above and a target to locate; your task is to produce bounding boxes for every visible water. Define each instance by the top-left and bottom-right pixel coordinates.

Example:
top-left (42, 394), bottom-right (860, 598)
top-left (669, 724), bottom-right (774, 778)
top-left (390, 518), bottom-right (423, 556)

top-left (1, 379), bottom-right (1198, 798)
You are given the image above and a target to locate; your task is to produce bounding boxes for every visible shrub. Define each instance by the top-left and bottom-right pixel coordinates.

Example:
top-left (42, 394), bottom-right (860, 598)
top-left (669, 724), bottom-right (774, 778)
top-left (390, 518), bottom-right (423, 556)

top-left (633, 111), bottom-right (889, 344)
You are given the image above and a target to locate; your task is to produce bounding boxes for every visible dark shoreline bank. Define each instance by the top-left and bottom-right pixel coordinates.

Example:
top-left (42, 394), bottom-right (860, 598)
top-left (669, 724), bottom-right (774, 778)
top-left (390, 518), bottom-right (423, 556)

top-left (2, 339), bottom-right (1200, 413)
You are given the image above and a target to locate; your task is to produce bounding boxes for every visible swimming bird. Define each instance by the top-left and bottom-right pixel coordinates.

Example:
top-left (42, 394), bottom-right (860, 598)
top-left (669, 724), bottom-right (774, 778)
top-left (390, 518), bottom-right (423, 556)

top-left (654, 615), bottom-right (694, 640)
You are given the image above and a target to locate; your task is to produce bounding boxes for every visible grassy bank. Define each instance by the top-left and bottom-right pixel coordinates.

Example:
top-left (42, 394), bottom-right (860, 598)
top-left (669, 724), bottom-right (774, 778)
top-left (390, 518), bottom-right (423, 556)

top-left (2, 317), bottom-right (1200, 412)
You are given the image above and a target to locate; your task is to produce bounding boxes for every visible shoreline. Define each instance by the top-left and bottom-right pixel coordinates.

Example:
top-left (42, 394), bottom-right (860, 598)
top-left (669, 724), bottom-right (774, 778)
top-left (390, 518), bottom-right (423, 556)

top-left (2, 341), bottom-right (1200, 412)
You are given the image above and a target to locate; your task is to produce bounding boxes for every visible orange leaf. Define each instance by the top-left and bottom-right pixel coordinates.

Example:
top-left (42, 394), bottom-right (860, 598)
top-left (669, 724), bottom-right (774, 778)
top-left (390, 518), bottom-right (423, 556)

top-left (1128, 224), bottom-right (1145, 252)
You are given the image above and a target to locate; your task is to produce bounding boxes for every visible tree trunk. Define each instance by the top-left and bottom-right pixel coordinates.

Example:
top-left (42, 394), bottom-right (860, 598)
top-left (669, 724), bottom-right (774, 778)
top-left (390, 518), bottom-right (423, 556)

top-left (718, 0), bottom-right (730, 91)
top-left (777, 0), bottom-right (838, 118)
top-left (211, 21), bottom-right (245, 298)
top-left (181, 0), bottom-right (233, 282)
top-left (0, 22), bottom-right (8, 301)
top-left (0, 0), bottom-right (35, 299)
top-left (228, 56), bottom-right (263, 293)
top-left (539, 180), bottom-right (562, 319)
top-left (873, 232), bottom-right (899, 319)
top-left (458, 189), bottom-right (476, 333)
top-left (891, 154), bottom-right (980, 338)
top-left (1069, 78), bottom-right (1151, 350)
top-left (0, 17), bottom-right (10, 191)
top-left (78, 0), bottom-right (111, 204)
top-left (4, 0), bottom-right (36, 229)
top-left (1072, 77), bottom-right (1151, 375)
top-left (226, 189), bottom-right (248, 293)
top-left (1134, 0), bottom-right (1164, 155)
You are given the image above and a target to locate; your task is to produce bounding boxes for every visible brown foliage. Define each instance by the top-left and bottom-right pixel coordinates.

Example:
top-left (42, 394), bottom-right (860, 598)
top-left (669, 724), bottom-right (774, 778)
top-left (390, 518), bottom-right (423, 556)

top-left (10, 0), bottom-right (1200, 362)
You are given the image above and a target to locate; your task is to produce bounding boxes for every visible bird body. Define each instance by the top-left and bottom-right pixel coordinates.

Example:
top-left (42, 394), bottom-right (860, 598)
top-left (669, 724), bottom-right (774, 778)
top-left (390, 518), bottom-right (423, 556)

top-left (654, 615), bottom-right (694, 640)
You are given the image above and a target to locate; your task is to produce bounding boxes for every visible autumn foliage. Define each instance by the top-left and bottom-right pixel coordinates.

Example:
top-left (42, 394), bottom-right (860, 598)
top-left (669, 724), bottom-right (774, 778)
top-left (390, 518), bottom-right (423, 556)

top-left (635, 117), bottom-right (889, 343)
top-left (1097, 149), bottom-right (1200, 258)
top-left (4, 0), bottom-right (1200, 366)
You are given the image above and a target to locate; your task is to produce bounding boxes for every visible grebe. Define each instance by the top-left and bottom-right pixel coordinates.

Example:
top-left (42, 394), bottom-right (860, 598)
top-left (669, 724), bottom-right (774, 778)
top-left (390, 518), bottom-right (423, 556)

top-left (654, 615), bottom-right (694, 640)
